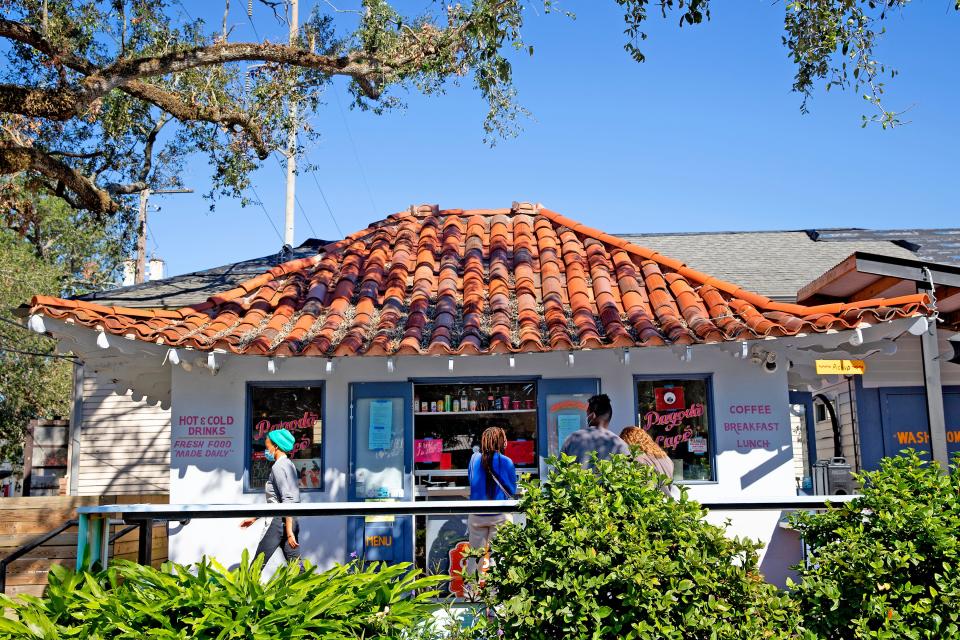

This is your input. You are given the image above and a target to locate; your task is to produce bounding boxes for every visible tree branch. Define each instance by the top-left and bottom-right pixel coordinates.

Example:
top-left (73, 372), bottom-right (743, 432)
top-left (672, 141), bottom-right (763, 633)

top-left (0, 145), bottom-right (118, 214)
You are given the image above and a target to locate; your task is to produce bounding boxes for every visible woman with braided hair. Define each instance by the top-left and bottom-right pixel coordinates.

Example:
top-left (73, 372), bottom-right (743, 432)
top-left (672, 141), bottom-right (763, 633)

top-left (466, 426), bottom-right (517, 581)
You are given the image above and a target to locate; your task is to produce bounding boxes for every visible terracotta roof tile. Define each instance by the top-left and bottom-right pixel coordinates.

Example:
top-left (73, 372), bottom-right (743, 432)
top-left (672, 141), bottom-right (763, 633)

top-left (28, 204), bottom-right (931, 356)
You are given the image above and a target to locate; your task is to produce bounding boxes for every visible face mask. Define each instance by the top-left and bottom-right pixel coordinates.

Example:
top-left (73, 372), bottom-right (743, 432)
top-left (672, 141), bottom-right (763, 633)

top-left (264, 450), bottom-right (276, 462)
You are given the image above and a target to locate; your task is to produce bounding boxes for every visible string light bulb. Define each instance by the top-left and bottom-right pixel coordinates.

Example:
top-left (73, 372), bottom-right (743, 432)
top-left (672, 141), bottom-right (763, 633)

top-left (28, 314), bottom-right (46, 334)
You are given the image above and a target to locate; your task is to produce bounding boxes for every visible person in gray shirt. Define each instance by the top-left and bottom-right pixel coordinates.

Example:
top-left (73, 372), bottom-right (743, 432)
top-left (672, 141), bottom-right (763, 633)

top-left (240, 428), bottom-right (301, 563)
top-left (560, 394), bottom-right (630, 469)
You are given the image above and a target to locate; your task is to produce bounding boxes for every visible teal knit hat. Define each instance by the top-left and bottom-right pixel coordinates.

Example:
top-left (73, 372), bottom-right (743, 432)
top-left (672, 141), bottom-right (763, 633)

top-left (267, 428), bottom-right (296, 453)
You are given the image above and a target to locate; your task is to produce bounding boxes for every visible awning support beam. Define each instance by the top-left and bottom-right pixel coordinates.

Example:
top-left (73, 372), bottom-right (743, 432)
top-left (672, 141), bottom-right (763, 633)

top-left (920, 319), bottom-right (950, 470)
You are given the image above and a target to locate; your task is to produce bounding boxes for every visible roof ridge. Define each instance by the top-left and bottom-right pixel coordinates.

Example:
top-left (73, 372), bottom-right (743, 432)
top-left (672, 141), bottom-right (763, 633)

top-left (536, 208), bottom-right (930, 316)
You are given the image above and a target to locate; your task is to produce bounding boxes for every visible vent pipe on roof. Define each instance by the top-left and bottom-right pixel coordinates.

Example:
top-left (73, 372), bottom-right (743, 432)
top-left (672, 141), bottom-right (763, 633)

top-left (148, 258), bottom-right (165, 281)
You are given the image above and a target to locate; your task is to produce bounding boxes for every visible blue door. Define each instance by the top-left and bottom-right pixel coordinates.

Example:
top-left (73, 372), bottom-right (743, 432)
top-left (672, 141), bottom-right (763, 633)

top-left (878, 387), bottom-right (960, 460)
top-left (348, 382), bottom-right (413, 563)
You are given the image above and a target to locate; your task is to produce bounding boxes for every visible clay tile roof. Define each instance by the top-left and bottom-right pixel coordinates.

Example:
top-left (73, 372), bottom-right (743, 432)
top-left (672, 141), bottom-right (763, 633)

top-left (27, 204), bottom-right (931, 357)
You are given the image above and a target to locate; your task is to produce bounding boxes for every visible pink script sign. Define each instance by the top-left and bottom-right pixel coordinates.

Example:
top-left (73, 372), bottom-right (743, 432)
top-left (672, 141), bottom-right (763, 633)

top-left (414, 439), bottom-right (443, 463)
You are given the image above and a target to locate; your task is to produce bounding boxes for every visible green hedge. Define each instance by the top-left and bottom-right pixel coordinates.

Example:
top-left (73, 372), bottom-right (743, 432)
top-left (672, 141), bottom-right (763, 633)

top-left (480, 454), bottom-right (801, 639)
top-left (0, 552), bottom-right (444, 639)
top-left (4, 451), bottom-right (958, 639)
top-left (790, 451), bottom-right (960, 639)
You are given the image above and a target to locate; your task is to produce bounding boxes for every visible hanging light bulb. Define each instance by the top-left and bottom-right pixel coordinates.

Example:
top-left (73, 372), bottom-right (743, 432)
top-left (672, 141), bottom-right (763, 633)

top-left (96, 329), bottom-right (110, 349)
top-left (848, 327), bottom-right (864, 347)
top-left (267, 357), bottom-right (277, 374)
top-left (387, 357), bottom-right (395, 373)
top-left (908, 316), bottom-right (929, 336)
top-left (28, 314), bottom-right (46, 334)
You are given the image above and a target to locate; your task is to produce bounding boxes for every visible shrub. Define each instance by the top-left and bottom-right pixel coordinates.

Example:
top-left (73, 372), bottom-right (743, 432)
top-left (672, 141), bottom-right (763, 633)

top-left (0, 551), bottom-right (445, 639)
top-left (789, 451), bottom-right (960, 639)
top-left (482, 454), bottom-right (801, 639)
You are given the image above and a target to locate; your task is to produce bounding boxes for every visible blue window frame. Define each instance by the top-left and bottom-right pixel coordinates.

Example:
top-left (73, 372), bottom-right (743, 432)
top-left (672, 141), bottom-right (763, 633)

top-left (633, 374), bottom-right (717, 483)
top-left (244, 380), bottom-right (326, 493)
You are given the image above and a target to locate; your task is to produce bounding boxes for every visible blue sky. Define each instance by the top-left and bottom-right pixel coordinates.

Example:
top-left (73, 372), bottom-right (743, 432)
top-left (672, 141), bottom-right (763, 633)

top-left (149, 2), bottom-right (959, 277)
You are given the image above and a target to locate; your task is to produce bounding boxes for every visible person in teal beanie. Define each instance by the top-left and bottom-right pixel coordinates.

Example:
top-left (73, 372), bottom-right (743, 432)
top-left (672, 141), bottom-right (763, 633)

top-left (240, 428), bottom-right (301, 563)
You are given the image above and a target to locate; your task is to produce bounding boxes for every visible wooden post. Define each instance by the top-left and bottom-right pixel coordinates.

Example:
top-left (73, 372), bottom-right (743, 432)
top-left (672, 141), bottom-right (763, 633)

top-left (137, 519), bottom-right (154, 565)
top-left (920, 319), bottom-right (949, 470)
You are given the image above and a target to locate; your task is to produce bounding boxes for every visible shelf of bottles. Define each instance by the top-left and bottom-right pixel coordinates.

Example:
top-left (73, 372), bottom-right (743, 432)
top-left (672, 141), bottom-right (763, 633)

top-left (412, 381), bottom-right (538, 483)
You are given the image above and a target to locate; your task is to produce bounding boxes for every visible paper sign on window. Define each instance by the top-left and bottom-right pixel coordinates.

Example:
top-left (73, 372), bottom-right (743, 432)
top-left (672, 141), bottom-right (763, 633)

top-left (414, 438), bottom-right (443, 463)
top-left (557, 414), bottom-right (581, 448)
top-left (368, 399), bottom-right (393, 450)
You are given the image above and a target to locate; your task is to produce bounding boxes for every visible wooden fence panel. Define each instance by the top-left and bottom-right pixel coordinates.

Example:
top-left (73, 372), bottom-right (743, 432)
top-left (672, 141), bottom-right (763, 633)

top-left (0, 494), bottom-right (169, 598)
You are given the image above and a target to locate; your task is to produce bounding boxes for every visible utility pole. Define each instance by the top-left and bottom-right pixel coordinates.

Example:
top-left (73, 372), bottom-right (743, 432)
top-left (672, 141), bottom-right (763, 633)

top-left (135, 188), bottom-right (193, 284)
top-left (283, 0), bottom-right (298, 247)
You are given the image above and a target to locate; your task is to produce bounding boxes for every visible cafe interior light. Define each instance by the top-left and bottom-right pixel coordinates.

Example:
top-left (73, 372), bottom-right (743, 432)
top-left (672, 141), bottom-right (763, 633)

top-left (96, 328), bottom-right (110, 349)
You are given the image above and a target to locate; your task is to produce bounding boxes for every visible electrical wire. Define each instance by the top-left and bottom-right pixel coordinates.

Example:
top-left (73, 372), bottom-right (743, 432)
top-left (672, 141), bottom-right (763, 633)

top-left (271, 153), bottom-right (319, 238)
top-left (248, 184), bottom-right (285, 244)
top-left (0, 345), bottom-right (77, 360)
top-left (331, 87), bottom-right (378, 218)
top-left (309, 170), bottom-right (344, 238)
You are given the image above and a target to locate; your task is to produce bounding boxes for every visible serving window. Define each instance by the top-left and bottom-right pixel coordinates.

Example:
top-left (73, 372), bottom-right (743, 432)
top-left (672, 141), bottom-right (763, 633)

top-left (413, 380), bottom-right (538, 587)
top-left (247, 383), bottom-right (324, 491)
top-left (635, 376), bottom-right (714, 482)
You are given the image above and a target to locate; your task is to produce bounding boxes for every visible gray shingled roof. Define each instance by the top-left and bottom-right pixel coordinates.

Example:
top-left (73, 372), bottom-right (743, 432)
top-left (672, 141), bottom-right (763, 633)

top-left (616, 229), bottom-right (952, 302)
top-left (811, 228), bottom-right (960, 265)
top-left (74, 240), bottom-right (328, 309)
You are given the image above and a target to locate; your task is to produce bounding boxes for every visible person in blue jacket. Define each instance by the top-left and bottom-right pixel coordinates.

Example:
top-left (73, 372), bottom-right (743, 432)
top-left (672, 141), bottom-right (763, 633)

top-left (466, 426), bottom-right (517, 580)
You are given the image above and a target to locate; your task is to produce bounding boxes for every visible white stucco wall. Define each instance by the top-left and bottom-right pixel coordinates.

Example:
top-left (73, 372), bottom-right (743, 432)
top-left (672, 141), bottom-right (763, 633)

top-left (169, 344), bottom-right (801, 584)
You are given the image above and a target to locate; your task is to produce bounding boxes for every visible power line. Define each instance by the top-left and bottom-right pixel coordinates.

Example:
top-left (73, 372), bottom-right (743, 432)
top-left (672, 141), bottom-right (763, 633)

top-left (0, 344), bottom-right (77, 361)
top-left (248, 184), bottom-right (285, 244)
top-left (309, 171), bottom-right (344, 237)
top-left (271, 153), bottom-right (319, 237)
top-left (295, 196), bottom-right (318, 237)
top-left (331, 87), bottom-right (378, 218)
